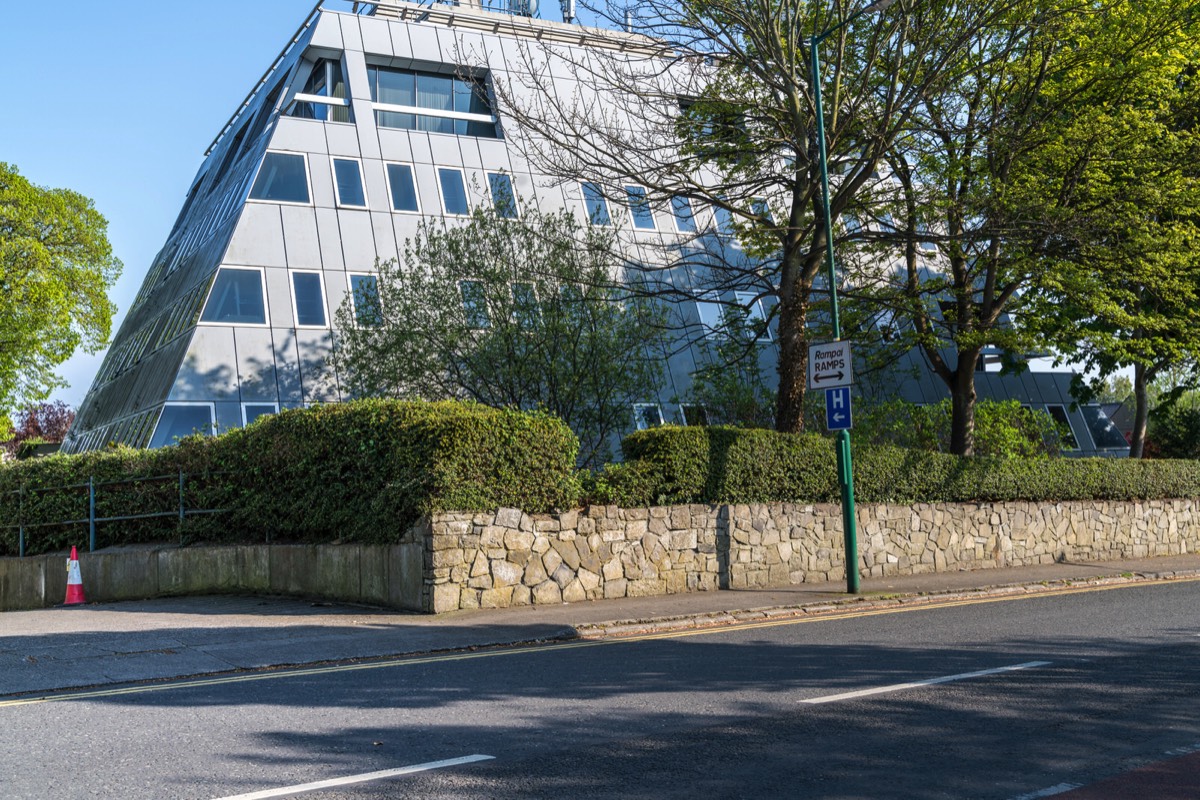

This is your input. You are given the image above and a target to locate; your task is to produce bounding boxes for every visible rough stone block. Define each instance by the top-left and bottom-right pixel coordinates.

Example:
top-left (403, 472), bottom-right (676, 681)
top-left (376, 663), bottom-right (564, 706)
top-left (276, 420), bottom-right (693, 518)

top-left (533, 579), bottom-right (562, 604)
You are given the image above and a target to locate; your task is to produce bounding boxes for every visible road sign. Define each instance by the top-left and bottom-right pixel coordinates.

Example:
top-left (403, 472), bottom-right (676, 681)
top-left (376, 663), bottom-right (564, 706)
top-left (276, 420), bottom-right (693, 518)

top-left (825, 387), bottom-right (852, 431)
top-left (808, 340), bottom-right (853, 389)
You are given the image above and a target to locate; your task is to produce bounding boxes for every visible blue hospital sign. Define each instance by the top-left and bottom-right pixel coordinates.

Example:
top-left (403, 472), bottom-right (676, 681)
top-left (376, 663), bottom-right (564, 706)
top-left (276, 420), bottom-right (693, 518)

top-left (825, 387), bottom-right (852, 431)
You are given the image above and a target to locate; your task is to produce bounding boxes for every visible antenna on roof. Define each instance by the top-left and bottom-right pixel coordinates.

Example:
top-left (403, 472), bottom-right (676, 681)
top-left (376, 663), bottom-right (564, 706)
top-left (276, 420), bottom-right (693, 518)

top-left (560, 0), bottom-right (574, 23)
top-left (510, 0), bottom-right (539, 15)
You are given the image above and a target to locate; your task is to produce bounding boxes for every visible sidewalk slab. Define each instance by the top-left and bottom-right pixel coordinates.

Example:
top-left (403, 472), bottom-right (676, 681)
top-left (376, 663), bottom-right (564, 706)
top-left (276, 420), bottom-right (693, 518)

top-left (2, 554), bottom-right (1198, 698)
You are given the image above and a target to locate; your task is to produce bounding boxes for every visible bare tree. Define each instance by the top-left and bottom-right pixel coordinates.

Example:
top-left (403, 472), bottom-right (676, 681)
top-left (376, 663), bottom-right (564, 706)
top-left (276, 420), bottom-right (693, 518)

top-left (487, 0), bottom-right (1031, 433)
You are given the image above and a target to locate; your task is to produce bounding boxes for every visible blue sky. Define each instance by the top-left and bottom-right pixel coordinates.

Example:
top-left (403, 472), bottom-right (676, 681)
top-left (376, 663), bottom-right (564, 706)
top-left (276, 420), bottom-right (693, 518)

top-left (2, 0), bottom-right (324, 408)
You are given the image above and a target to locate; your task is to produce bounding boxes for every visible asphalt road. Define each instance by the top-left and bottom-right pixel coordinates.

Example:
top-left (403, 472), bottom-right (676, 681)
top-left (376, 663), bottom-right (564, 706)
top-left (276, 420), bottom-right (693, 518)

top-left (3, 580), bottom-right (1199, 800)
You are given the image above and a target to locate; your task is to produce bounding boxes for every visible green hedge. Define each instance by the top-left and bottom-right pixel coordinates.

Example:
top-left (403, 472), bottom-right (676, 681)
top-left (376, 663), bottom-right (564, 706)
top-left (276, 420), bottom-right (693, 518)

top-left (0, 400), bottom-right (580, 557)
top-left (597, 425), bottom-right (1200, 506)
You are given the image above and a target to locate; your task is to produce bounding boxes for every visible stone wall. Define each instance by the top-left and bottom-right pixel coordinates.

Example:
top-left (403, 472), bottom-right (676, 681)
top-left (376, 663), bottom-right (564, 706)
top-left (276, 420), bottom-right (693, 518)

top-left (4, 499), bottom-right (1196, 613)
top-left (427, 500), bottom-right (1200, 611)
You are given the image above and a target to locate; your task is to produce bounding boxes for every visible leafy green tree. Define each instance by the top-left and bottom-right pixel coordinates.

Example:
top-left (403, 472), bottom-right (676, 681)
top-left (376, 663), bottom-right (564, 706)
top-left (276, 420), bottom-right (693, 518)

top-left (0, 163), bottom-right (121, 415)
top-left (876, 0), bottom-right (1197, 456)
top-left (1019, 9), bottom-right (1200, 457)
top-left (495, 0), bottom-right (1025, 435)
top-left (333, 206), bottom-right (666, 467)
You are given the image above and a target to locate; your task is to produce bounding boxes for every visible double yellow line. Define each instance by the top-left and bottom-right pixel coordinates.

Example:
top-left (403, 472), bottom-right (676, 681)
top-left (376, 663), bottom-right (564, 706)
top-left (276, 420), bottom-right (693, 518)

top-left (2, 575), bottom-right (1194, 709)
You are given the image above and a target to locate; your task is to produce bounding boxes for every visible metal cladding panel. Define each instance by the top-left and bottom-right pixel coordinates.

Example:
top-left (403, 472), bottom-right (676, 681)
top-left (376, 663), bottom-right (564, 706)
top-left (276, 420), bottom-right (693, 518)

top-left (272, 328), bottom-right (305, 405)
top-left (225, 204), bottom-right (288, 268)
top-left (270, 118), bottom-right (330, 156)
top-left (172, 327), bottom-right (239, 402)
top-left (234, 327), bottom-right (280, 403)
top-left (296, 328), bottom-right (340, 404)
top-left (280, 205), bottom-right (322, 269)
top-left (264, 267), bottom-right (296, 330)
top-left (337, 209), bottom-right (378, 269)
top-left (315, 207), bottom-right (346, 270)
top-left (309, 11), bottom-right (345, 50)
top-left (325, 123), bottom-right (362, 158)
top-left (360, 15), bottom-right (395, 56)
top-left (309, 153), bottom-right (339, 209)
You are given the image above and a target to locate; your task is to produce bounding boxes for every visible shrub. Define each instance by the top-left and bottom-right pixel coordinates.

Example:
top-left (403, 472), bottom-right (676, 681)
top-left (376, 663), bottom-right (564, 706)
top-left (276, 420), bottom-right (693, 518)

top-left (0, 400), bottom-right (581, 556)
top-left (608, 425), bottom-right (1200, 506)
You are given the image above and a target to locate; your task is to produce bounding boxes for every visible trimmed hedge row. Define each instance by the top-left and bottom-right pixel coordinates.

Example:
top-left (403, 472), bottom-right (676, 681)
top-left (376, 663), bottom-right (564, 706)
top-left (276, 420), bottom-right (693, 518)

top-left (0, 400), bottom-right (580, 556)
top-left (595, 426), bottom-right (1200, 507)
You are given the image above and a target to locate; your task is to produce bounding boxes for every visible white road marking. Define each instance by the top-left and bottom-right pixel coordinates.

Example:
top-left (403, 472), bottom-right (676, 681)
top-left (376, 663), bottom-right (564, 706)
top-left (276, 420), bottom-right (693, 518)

top-left (1007, 783), bottom-right (1082, 799)
top-left (800, 661), bottom-right (1052, 705)
top-left (210, 754), bottom-right (495, 800)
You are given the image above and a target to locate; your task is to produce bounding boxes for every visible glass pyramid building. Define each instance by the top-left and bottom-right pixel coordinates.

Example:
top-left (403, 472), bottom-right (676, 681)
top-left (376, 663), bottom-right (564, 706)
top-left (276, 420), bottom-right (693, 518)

top-left (62, 0), bottom-right (1130, 456)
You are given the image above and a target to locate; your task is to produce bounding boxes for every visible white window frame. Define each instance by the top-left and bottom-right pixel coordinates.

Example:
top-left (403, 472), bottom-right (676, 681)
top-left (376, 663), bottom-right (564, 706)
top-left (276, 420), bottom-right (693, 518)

top-left (199, 267), bottom-right (271, 328)
top-left (734, 291), bottom-right (772, 342)
top-left (1045, 404), bottom-right (1080, 451)
top-left (247, 150), bottom-right (314, 207)
top-left (487, 172), bottom-right (520, 219)
top-left (347, 272), bottom-right (381, 328)
top-left (624, 185), bottom-right (657, 231)
top-left (671, 195), bottom-right (698, 234)
top-left (384, 161), bottom-right (421, 214)
top-left (437, 167), bottom-right (471, 217)
top-left (633, 403), bottom-right (665, 431)
top-left (330, 157), bottom-right (368, 208)
top-left (696, 292), bottom-right (725, 339)
top-left (241, 402), bottom-right (280, 427)
top-left (150, 402), bottom-right (217, 447)
top-left (581, 182), bottom-right (612, 227)
top-left (289, 269), bottom-right (329, 329)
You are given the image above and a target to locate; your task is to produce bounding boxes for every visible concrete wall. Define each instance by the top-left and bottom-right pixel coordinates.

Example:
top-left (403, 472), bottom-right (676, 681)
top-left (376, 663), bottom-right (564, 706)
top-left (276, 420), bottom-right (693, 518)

top-left (4, 499), bottom-right (1197, 613)
top-left (0, 542), bottom-right (424, 612)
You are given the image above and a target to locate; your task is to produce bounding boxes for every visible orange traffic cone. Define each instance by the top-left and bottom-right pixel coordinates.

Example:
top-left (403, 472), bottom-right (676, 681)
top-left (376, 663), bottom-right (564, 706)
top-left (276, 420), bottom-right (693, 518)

top-left (64, 546), bottom-right (86, 605)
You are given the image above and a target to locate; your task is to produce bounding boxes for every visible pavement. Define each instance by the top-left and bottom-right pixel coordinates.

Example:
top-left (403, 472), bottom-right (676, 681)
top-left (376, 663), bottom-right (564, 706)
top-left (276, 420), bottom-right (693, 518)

top-left (3, 553), bottom-right (1199, 699)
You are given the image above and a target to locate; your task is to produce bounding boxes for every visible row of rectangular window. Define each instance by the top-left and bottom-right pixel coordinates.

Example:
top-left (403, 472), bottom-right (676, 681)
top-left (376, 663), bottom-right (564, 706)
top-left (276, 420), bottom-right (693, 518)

top-left (248, 151), bottom-right (518, 218)
top-left (584, 181), bottom-right (772, 236)
top-left (248, 151), bottom-right (753, 239)
top-left (197, 266), bottom-right (382, 331)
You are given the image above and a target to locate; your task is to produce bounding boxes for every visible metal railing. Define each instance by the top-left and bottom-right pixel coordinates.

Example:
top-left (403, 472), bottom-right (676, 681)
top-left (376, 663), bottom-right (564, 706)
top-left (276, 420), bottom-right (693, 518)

top-left (1, 470), bottom-right (227, 558)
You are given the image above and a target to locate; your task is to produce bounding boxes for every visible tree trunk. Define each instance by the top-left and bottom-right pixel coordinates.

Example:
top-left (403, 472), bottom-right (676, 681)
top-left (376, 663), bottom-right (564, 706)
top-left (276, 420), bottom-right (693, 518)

top-left (1129, 363), bottom-right (1150, 458)
top-left (948, 350), bottom-right (982, 456)
top-left (775, 289), bottom-right (808, 433)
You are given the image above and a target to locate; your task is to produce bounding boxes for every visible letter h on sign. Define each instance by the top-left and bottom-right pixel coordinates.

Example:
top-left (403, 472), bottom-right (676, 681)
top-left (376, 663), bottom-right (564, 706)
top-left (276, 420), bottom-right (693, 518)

top-left (825, 387), bottom-right (852, 431)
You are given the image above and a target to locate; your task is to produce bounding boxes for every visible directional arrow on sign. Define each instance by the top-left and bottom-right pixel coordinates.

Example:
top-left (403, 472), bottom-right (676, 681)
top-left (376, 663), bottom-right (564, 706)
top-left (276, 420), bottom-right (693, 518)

top-left (808, 341), bottom-right (853, 390)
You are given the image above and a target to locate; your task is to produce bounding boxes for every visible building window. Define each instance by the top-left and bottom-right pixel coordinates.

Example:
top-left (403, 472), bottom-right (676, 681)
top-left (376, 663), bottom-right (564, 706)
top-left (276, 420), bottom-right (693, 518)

top-left (671, 195), bottom-right (697, 233)
top-left (460, 280), bottom-right (490, 328)
top-left (386, 163), bottom-right (420, 212)
top-left (633, 403), bottom-right (664, 431)
top-left (286, 58), bottom-right (351, 123)
top-left (438, 168), bottom-right (470, 215)
top-left (332, 158), bottom-right (366, 207)
top-left (625, 186), bottom-right (656, 230)
top-left (249, 152), bottom-right (310, 204)
top-left (242, 404), bottom-right (278, 426)
top-left (512, 282), bottom-right (539, 328)
top-left (1045, 405), bottom-right (1079, 450)
top-left (734, 291), bottom-right (771, 341)
top-left (367, 65), bottom-right (497, 137)
top-left (714, 203), bottom-right (736, 236)
top-left (751, 197), bottom-right (772, 223)
top-left (291, 271), bottom-right (327, 328)
top-left (201, 268), bottom-right (268, 325)
top-left (349, 274), bottom-right (381, 326)
top-left (149, 404), bottom-right (215, 449)
top-left (696, 295), bottom-right (724, 338)
top-left (488, 173), bottom-right (518, 218)
top-left (582, 182), bottom-right (611, 226)
top-left (1080, 405), bottom-right (1129, 449)
top-left (681, 404), bottom-right (709, 426)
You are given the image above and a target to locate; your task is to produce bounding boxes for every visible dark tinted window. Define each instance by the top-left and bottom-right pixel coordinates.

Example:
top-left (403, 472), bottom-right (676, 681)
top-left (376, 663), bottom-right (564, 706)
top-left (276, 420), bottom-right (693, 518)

top-left (250, 153), bottom-right (309, 203)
